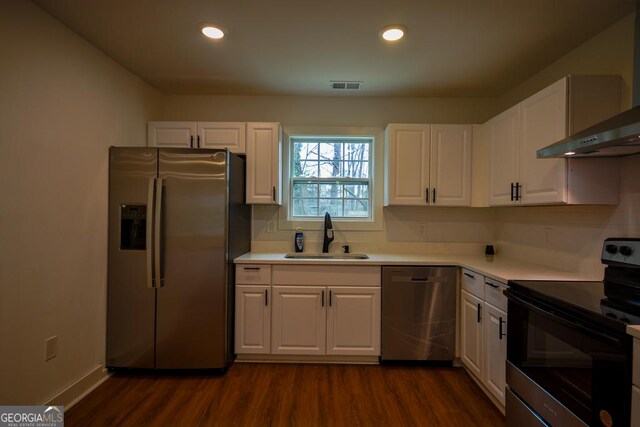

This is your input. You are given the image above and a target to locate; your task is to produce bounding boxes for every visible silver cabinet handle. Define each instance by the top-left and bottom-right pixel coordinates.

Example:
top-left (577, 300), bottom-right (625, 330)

top-left (464, 272), bottom-right (475, 279)
top-left (486, 281), bottom-right (499, 289)
top-left (154, 178), bottom-right (164, 288)
top-left (146, 178), bottom-right (156, 288)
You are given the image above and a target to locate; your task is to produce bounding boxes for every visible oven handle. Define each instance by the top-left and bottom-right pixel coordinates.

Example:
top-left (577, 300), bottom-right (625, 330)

top-left (507, 291), bottom-right (624, 347)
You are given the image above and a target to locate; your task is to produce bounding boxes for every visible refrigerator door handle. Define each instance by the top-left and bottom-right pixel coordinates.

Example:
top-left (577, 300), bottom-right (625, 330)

top-left (146, 178), bottom-right (156, 288)
top-left (154, 177), bottom-right (164, 288)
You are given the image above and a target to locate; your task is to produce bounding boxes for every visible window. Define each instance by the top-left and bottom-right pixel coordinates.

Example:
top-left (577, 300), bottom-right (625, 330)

top-left (290, 136), bottom-right (372, 219)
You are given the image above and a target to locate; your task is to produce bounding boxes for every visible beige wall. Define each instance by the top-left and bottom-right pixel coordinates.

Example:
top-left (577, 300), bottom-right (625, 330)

top-left (0, 1), bottom-right (162, 405)
top-left (493, 13), bottom-right (639, 277)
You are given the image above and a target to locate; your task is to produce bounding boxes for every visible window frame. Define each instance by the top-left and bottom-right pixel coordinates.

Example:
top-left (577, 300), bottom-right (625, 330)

top-left (289, 136), bottom-right (373, 221)
top-left (277, 126), bottom-right (384, 232)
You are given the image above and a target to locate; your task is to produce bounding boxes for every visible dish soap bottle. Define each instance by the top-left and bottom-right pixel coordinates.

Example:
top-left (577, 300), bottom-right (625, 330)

top-left (294, 227), bottom-right (304, 253)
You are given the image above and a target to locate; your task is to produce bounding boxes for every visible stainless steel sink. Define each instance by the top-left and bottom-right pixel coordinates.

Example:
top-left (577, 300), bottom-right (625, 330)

top-left (284, 252), bottom-right (369, 260)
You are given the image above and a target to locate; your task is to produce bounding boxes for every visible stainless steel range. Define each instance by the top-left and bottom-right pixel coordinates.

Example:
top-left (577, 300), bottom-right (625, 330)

top-left (505, 238), bottom-right (640, 427)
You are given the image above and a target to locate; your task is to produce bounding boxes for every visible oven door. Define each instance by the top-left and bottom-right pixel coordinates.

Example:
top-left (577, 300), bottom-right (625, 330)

top-left (506, 290), bottom-right (631, 427)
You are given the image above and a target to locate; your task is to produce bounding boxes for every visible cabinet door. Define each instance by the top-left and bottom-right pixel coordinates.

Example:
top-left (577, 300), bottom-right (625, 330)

top-left (488, 106), bottom-right (520, 206)
top-left (235, 285), bottom-right (271, 354)
top-left (246, 122), bottom-right (282, 205)
top-left (430, 125), bottom-right (472, 206)
top-left (148, 121), bottom-right (196, 148)
top-left (385, 124), bottom-right (430, 206)
top-left (326, 287), bottom-right (380, 356)
top-left (483, 302), bottom-right (507, 405)
top-left (197, 122), bottom-right (246, 153)
top-left (519, 77), bottom-right (568, 204)
top-left (271, 286), bottom-right (325, 355)
top-left (461, 290), bottom-right (483, 379)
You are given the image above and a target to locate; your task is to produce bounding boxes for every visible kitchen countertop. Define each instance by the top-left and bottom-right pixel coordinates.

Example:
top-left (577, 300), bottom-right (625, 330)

top-left (234, 252), bottom-right (599, 284)
top-left (627, 325), bottom-right (640, 339)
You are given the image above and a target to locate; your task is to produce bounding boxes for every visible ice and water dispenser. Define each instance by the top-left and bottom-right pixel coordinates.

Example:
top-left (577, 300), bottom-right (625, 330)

top-left (120, 204), bottom-right (147, 250)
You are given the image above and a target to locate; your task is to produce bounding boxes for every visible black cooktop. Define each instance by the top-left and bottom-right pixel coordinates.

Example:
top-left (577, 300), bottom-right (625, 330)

top-left (507, 279), bottom-right (640, 334)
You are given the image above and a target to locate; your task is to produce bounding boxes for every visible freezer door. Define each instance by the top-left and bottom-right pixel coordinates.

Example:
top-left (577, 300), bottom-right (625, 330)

top-left (107, 147), bottom-right (157, 368)
top-left (155, 149), bottom-right (229, 369)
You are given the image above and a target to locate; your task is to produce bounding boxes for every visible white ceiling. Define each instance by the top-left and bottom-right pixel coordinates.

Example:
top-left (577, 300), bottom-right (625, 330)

top-left (32, 0), bottom-right (635, 97)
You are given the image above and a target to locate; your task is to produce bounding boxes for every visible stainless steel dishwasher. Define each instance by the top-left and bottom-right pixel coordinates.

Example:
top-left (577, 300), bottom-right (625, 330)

top-left (381, 266), bottom-right (457, 361)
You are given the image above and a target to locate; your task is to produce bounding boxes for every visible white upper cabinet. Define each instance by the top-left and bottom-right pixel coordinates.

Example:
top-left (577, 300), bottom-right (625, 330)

top-left (488, 106), bottom-right (520, 205)
top-left (385, 124), bottom-right (431, 205)
top-left (197, 122), bottom-right (246, 152)
top-left (148, 121), bottom-right (245, 152)
top-left (246, 122), bottom-right (282, 205)
top-left (430, 124), bottom-right (472, 206)
top-left (385, 123), bottom-right (472, 206)
top-left (147, 121), bottom-right (197, 148)
top-left (488, 75), bottom-right (622, 206)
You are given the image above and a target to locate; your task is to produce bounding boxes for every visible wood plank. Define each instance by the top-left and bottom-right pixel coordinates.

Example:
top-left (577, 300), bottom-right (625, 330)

top-left (65, 364), bottom-right (505, 426)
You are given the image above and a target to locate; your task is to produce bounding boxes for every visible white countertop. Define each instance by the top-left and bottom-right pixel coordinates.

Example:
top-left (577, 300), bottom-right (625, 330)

top-left (234, 252), bottom-right (599, 284)
top-left (627, 325), bottom-right (640, 339)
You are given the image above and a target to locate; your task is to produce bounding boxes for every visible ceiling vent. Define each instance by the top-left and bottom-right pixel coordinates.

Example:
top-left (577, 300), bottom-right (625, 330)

top-left (330, 81), bottom-right (362, 90)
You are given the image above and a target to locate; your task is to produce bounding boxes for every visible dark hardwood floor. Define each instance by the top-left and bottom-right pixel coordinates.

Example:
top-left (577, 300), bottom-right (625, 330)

top-left (66, 363), bottom-right (505, 426)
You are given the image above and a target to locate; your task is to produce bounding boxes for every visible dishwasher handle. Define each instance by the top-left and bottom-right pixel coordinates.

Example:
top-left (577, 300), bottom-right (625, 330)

top-left (390, 275), bottom-right (432, 283)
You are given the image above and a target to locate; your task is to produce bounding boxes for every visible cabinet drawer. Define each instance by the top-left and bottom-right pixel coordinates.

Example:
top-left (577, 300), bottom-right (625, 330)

top-left (484, 278), bottom-right (507, 312)
top-left (236, 265), bottom-right (271, 284)
top-left (461, 268), bottom-right (484, 299)
top-left (633, 385), bottom-right (640, 427)
top-left (272, 265), bottom-right (381, 286)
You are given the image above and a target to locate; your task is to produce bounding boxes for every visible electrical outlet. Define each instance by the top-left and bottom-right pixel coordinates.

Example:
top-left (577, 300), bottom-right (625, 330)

top-left (45, 336), bottom-right (58, 361)
top-left (545, 227), bottom-right (553, 244)
top-left (266, 220), bottom-right (274, 233)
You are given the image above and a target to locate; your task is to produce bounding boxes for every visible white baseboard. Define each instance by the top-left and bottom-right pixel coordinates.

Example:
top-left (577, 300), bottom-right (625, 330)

top-left (44, 364), bottom-right (110, 409)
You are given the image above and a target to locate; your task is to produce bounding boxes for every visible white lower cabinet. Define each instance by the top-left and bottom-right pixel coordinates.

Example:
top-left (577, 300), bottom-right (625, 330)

top-left (235, 285), bottom-right (271, 354)
top-left (460, 268), bottom-right (508, 408)
top-left (326, 287), bottom-right (381, 356)
top-left (461, 290), bottom-right (483, 378)
top-left (235, 265), bottom-right (381, 358)
top-left (483, 302), bottom-right (507, 404)
top-left (271, 286), bottom-right (326, 355)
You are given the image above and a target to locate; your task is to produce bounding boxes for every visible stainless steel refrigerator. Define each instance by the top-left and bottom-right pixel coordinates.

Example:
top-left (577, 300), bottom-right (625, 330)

top-left (107, 147), bottom-right (250, 370)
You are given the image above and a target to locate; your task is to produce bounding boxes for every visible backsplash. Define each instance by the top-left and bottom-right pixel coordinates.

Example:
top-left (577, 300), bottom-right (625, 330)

top-left (496, 155), bottom-right (640, 277)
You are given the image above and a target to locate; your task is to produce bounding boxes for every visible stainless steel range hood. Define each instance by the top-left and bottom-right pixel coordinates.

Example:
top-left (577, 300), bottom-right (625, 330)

top-left (536, 106), bottom-right (640, 158)
top-left (537, 6), bottom-right (640, 159)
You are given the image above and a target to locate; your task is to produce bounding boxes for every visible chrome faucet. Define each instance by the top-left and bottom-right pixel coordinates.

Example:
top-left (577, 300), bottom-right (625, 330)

top-left (322, 212), bottom-right (334, 253)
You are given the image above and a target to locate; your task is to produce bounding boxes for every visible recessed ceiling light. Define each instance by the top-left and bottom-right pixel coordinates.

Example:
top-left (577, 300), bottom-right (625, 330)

top-left (380, 25), bottom-right (406, 42)
top-left (201, 26), bottom-right (225, 39)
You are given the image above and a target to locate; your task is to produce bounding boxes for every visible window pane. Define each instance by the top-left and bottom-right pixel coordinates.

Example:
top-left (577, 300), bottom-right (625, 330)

top-left (344, 184), bottom-right (368, 199)
top-left (342, 161), bottom-right (369, 178)
top-left (294, 142), bottom-right (319, 160)
top-left (344, 142), bottom-right (369, 161)
top-left (292, 198), bottom-right (318, 217)
top-left (344, 199), bottom-right (369, 217)
top-left (318, 142), bottom-right (342, 162)
top-left (319, 199), bottom-right (343, 217)
top-left (319, 160), bottom-right (341, 178)
top-left (293, 182), bottom-right (318, 198)
top-left (319, 183), bottom-right (342, 198)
